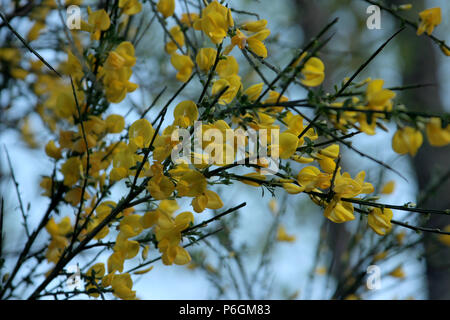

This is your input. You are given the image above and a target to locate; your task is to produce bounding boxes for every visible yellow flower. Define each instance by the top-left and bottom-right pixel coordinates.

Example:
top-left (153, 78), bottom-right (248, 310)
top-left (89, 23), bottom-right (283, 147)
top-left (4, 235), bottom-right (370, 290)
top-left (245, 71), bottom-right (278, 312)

top-left (157, 0), bottom-right (175, 18)
top-left (239, 172), bottom-right (266, 187)
top-left (426, 117), bottom-right (450, 147)
top-left (366, 79), bottom-right (395, 110)
top-left (226, 28), bottom-right (270, 58)
top-left (27, 21), bottom-right (46, 41)
top-left (129, 118), bottom-right (155, 149)
top-left (216, 55), bottom-right (239, 78)
top-left (317, 144), bottom-right (339, 174)
top-left (381, 180), bottom-right (395, 194)
top-left (119, 0), bottom-right (142, 15)
top-left (196, 48), bottom-right (217, 72)
top-left (324, 197), bottom-right (355, 223)
top-left (296, 53), bottom-right (325, 87)
top-left (297, 166), bottom-right (331, 191)
top-left (323, 169), bottom-right (374, 223)
top-left (417, 7), bottom-right (441, 36)
top-left (180, 13), bottom-right (199, 27)
top-left (64, 187), bottom-right (90, 206)
top-left (120, 214), bottom-right (144, 238)
top-left (170, 53), bottom-right (194, 82)
top-left (102, 42), bottom-right (138, 103)
top-left (211, 75), bottom-right (242, 105)
top-left (389, 266), bottom-right (405, 279)
top-left (319, 144), bottom-right (340, 159)
top-left (147, 174), bottom-right (175, 200)
top-left (241, 19), bottom-right (267, 32)
top-left (274, 132), bottom-right (298, 159)
top-left (193, 1), bottom-right (234, 44)
top-left (282, 182), bottom-right (305, 194)
top-left (61, 157), bottom-right (82, 187)
top-left (392, 126), bottom-right (423, 156)
top-left (276, 225), bottom-right (296, 242)
top-left (45, 217), bottom-right (72, 263)
top-left (45, 140), bottom-right (62, 159)
top-left (169, 166), bottom-right (207, 197)
top-left (165, 26), bottom-right (185, 54)
top-left (111, 273), bottom-right (136, 300)
top-left (246, 29), bottom-right (270, 58)
top-left (108, 251), bottom-right (125, 273)
top-left (105, 42), bottom-right (136, 70)
top-left (441, 45), bottom-right (450, 56)
top-left (173, 100), bottom-right (198, 128)
top-left (191, 190), bottom-right (224, 213)
top-left (368, 208), bottom-right (393, 236)
top-left (243, 83), bottom-right (263, 102)
top-left (103, 68), bottom-right (139, 103)
top-left (81, 7), bottom-right (111, 40)
top-left (438, 225), bottom-right (450, 246)
top-left (85, 263), bottom-right (105, 298)
top-left (20, 117), bottom-right (39, 148)
top-left (334, 169), bottom-right (374, 198)
top-left (106, 114), bottom-right (125, 134)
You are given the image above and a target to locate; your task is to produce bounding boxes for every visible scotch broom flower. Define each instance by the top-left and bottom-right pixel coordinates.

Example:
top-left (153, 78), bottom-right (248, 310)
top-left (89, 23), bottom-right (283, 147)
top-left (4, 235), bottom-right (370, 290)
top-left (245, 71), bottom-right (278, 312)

top-left (193, 1), bottom-right (234, 44)
top-left (368, 208), bottom-right (393, 236)
top-left (157, 0), bottom-right (175, 18)
top-left (119, 0), bottom-right (142, 16)
top-left (417, 7), bottom-right (442, 36)
top-left (392, 126), bottom-right (423, 156)
top-left (170, 53), bottom-right (194, 82)
top-left (426, 117), bottom-right (450, 147)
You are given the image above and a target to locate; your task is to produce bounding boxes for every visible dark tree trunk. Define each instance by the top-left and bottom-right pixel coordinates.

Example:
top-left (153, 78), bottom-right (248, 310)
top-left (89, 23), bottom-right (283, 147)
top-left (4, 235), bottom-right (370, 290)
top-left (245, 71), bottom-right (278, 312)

top-left (390, 0), bottom-right (450, 300)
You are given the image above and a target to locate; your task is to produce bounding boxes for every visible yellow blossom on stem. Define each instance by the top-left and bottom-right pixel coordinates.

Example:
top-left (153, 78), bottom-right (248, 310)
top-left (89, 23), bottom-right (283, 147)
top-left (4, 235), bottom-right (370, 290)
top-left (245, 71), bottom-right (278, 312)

top-left (366, 79), bottom-right (395, 110)
top-left (80, 7), bottom-right (111, 40)
top-left (111, 273), bottom-right (136, 300)
top-left (216, 55), bottom-right (239, 78)
top-left (276, 225), bottom-right (296, 242)
top-left (381, 180), bottom-right (395, 194)
top-left (27, 21), bottom-right (46, 42)
top-left (157, 0), bottom-right (175, 18)
top-left (368, 208), bottom-right (393, 236)
top-left (438, 225), bottom-right (450, 246)
top-left (241, 19), bottom-right (268, 33)
top-left (180, 13), bottom-right (199, 27)
top-left (297, 166), bottom-right (331, 191)
top-left (191, 189), bottom-right (224, 213)
top-left (173, 100), bottom-right (198, 128)
top-left (119, 0), bottom-right (142, 16)
top-left (426, 117), bottom-right (450, 147)
top-left (392, 126), bottom-right (423, 156)
top-left (211, 75), bottom-right (242, 105)
top-left (243, 83), bottom-right (263, 102)
top-left (417, 7), bottom-right (441, 36)
top-left (45, 140), bottom-right (62, 159)
top-left (165, 26), bottom-right (185, 54)
top-left (105, 114), bottom-right (125, 134)
top-left (170, 53), bottom-right (194, 82)
top-left (296, 53), bottom-right (325, 87)
top-left (196, 48), bottom-right (217, 72)
top-left (389, 265), bottom-right (405, 279)
top-left (193, 1), bottom-right (234, 44)
top-left (324, 197), bottom-right (355, 223)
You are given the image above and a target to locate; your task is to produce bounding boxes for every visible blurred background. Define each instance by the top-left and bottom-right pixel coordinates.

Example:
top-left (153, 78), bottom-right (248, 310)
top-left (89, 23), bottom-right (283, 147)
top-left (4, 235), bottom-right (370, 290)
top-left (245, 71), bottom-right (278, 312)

top-left (1, 0), bottom-right (449, 299)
